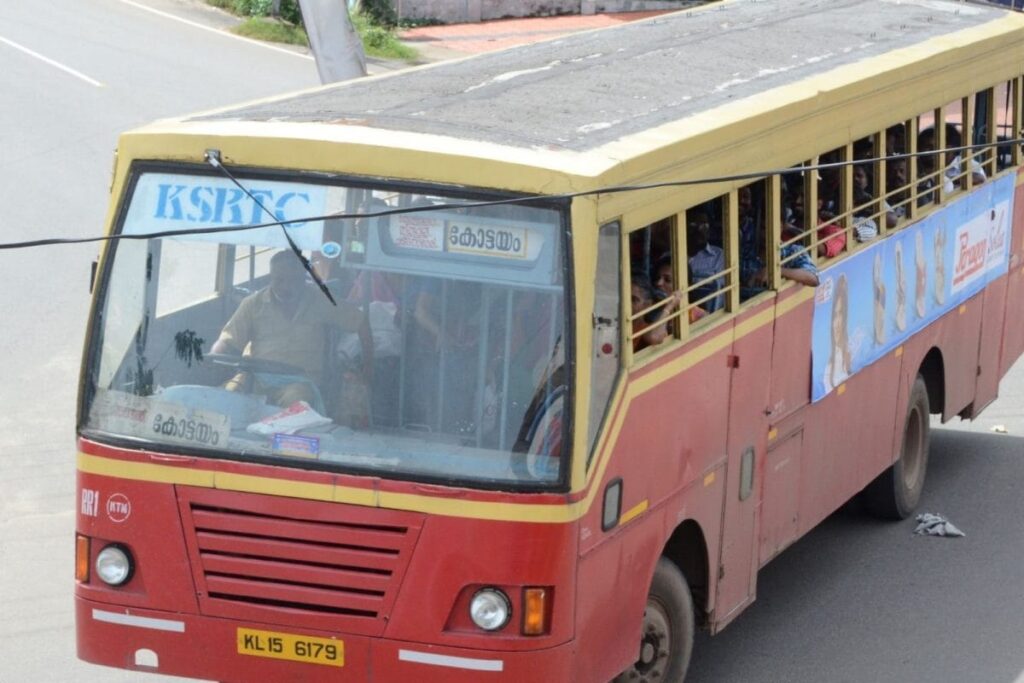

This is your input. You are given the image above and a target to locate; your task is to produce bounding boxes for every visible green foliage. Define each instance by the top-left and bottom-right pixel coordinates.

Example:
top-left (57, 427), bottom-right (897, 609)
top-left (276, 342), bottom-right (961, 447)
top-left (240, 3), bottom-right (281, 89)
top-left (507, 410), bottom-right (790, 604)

top-left (358, 0), bottom-right (398, 28)
top-left (209, 0), bottom-right (417, 61)
top-left (351, 11), bottom-right (417, 60)
top-left (232, 17), bottom-right (308, 45)
top-left (209, 0), bottom-right (302, 24)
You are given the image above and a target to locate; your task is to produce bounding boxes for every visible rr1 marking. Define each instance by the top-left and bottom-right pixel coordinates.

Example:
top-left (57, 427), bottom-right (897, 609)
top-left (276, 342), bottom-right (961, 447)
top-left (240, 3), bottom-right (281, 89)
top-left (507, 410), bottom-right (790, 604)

top-left (81, 489), bottom-right (99, 517)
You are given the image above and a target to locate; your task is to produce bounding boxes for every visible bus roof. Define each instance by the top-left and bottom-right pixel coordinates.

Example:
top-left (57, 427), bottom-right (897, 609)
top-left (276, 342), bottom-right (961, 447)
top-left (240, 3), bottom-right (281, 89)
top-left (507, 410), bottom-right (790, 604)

top-left (189, 0), bottom-right (1015, 155)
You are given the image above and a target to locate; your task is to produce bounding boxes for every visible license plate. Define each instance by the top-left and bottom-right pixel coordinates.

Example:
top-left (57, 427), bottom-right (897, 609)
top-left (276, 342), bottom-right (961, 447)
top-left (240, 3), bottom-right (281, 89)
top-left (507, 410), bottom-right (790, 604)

top-left (237, 628), bottom-right (343, 667)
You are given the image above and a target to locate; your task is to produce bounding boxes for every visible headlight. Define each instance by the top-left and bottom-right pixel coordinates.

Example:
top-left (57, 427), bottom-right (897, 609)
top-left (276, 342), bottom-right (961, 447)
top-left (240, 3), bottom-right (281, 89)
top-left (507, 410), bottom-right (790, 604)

top-left (469, 588), bottom-right (511, 631)
top-left (95, 544), bottom-right (133, 586)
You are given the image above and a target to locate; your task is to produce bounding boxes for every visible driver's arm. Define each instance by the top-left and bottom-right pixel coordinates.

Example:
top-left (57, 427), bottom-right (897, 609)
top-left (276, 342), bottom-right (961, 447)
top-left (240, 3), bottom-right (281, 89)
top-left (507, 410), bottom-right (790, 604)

top-left (211, 296), bottom-right (255, 356)
top-left (211, 336), bottom-right (241, 356)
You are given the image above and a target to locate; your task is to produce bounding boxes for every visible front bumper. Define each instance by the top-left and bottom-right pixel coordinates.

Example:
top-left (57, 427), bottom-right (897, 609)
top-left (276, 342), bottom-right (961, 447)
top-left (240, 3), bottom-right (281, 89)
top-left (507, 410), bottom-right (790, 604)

top-left (76, 597), bottom-right (575, 683)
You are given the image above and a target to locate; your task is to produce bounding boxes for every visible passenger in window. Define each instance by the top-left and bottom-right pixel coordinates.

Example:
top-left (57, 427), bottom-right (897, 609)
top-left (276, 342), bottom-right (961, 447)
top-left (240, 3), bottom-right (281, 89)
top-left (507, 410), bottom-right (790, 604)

top-left (347, 270), bottom-right (405, 428)
top-left (817, 152), bottom-right (842, 218)
top-left (737, 185), bottom-right (765, 289)
top-left (406, 278), bottom-right (483, 435)
top-left (916, 130), bottom-right (949, 206)
top-left (778, 244), bottom-right (820, 287)
top-left (852, 164), bottom-right (880, 241)
top-left (631, 274), bottom-right (682, 352)
top-left (886, 157), bottom-right (909, 221)
top-left (685, 215), bottom-right (726, 313)
top-left (211, 250), bottom-right (371, 413)
top-left (654, 255), bottom-right (704, 323)
top-left (886, 124), bottom-right (906, 156)
top-left (942, 124), bottom-right (987, 187)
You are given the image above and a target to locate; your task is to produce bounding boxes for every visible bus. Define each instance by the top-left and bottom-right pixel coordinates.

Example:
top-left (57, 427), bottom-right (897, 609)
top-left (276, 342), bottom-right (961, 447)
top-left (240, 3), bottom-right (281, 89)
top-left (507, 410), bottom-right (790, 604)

top-left (75, 1), bottom-right (1024, 680)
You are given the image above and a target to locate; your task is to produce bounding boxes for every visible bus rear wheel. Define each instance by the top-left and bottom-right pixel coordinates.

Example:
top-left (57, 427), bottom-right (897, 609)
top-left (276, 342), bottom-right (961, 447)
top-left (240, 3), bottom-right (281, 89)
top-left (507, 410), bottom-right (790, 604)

top-left (864, 374), bottom-right (930, 519)
top-left (615, 557), bottom-right (694, 683)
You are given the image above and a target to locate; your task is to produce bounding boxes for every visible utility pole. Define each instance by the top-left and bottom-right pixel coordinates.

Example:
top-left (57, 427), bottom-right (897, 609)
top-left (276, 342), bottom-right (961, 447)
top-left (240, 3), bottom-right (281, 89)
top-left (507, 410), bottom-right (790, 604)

top-left (297, 0), bottom-right (368, 84)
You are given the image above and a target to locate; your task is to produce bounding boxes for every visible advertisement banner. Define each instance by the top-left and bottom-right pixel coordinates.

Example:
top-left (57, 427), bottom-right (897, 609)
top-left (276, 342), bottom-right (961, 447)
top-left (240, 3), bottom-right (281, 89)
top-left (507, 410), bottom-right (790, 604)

top-left (811, 174), bottom-right (1013, 402)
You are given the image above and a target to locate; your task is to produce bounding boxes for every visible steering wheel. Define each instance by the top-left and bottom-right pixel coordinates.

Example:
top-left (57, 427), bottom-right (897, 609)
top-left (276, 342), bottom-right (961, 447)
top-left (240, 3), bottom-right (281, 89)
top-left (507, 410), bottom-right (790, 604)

top-left (203, 353), bottom-right (306, 377)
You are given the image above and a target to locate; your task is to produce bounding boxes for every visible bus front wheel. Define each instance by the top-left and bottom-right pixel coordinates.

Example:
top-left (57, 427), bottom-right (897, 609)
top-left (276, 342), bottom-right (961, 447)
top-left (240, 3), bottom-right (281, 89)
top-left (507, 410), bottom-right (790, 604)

top-left (615, 557), bottom-right (694, 683)
top-left (864, 374), bottom-right (930, 519)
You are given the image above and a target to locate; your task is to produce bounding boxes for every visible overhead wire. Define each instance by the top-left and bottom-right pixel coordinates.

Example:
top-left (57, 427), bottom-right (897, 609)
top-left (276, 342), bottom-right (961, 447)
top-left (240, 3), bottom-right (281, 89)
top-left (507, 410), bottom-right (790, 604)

top-left (0, 136), bottom-right (1020, 252)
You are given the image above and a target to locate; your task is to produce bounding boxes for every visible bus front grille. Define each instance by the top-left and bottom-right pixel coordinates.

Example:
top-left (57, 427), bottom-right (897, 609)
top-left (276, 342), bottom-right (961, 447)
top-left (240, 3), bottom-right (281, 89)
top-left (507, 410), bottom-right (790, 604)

top-left (177, 486), bottom-right (424, 636)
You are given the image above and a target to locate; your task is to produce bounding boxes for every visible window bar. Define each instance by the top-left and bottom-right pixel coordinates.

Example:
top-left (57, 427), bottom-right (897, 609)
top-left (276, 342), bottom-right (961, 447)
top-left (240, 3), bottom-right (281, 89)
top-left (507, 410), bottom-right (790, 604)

top-left (436, 279), bottom-right (449, 433)
top-left (841, 144), bottom-right (853, 253)
top-left (1014, 77), bottom-right (1023, 168)
top-left (964, 95), bottom-right (975, 191)
top-left (498, 289), bottom-right (514, 450)
top-left (397, 275), bottom-right (410, 430)
top-left (874, 132), bottom-right (887, 236)
top-left (907, 119), bottom-right (918, 221)
top-left (805, 159), bottom-right (819, 265)
top-left (767, 175), bottom-right (782, 289)
top-left (474, 287), bottom-right (492, 447)
top-left (725, 189), bottom-right (740, 312)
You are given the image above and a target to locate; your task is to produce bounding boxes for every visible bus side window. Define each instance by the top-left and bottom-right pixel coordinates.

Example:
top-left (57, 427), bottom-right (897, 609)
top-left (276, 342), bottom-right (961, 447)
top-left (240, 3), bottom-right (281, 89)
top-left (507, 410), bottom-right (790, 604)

top-left (587, 221), bottom-right (621, 465)
top-left (685, 196), bottom-right (728, 321)
top-left (851, 135), bottom-right (881, 243)
top-left (996, 80), bottom-right (1016, 172)
top-left (885, 122), bottom-right (912, 226)
top-left (973, 86), bottom-right (995, 180)
top-left (628, 217), bottom-right (682, 356)
top-left (816, 146), bottom-right (848, 262)
top-left (737, 179), bottom-right (770, 301)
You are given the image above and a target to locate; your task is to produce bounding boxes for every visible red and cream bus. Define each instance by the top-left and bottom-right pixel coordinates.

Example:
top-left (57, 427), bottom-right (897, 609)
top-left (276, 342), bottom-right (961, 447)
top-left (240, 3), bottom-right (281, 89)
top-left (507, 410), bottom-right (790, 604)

top-left (76, 1), bottom-right (1024, 680)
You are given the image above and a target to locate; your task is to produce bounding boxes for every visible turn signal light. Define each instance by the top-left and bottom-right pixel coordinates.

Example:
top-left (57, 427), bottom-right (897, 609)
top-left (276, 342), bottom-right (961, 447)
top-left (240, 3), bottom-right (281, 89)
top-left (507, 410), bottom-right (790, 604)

top-left (76, 534), bottom-right (90, 583)
top-left (521, 587), bottom-right (548, 636)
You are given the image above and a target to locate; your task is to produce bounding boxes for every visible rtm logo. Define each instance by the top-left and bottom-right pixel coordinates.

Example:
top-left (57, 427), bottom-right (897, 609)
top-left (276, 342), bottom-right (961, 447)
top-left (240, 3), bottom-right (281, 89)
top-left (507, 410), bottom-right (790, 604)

top-left (106, 493), bottom-right (132, 523)
top-left (153, 184), bottom-right (314, 227)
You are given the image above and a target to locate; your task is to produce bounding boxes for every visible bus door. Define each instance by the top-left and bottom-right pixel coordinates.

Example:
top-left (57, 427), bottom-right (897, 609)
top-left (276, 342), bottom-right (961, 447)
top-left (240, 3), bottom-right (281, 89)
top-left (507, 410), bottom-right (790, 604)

top-left (714, 295), bottom-right (775, 630)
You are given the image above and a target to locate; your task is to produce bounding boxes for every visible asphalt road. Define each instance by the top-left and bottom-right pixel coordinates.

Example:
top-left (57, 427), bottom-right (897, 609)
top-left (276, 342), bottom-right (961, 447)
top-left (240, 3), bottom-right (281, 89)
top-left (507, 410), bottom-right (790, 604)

top-left (1, 2), bottom-right (1022, 682)
top-left (0, 1), bottom-right (316, 680)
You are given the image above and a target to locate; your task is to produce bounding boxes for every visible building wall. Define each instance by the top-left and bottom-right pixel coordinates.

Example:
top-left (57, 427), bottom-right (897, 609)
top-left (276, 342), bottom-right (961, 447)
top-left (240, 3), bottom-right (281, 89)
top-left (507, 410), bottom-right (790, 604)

top-left (393, 0), bottom-right (706, 24)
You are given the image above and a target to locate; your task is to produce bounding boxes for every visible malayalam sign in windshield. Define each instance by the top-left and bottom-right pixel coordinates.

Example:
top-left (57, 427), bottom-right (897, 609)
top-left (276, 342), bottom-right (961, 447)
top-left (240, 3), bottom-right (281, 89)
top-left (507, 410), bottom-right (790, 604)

top-left (122, 173), bottom-right (327, 250)
top-left (811, 173), bottom-right (1014, 402)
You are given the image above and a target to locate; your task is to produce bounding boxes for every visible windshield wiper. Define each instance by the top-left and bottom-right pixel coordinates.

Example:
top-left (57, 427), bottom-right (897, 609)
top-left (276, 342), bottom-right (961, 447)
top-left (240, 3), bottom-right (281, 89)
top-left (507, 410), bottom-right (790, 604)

top-left (204, 149), bottom-right (336, 306)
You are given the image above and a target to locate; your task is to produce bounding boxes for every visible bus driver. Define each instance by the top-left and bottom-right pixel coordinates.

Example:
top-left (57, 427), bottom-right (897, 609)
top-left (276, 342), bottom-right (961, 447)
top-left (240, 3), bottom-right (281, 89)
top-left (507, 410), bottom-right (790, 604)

top-left (211, 250), bottom-right (372, 412)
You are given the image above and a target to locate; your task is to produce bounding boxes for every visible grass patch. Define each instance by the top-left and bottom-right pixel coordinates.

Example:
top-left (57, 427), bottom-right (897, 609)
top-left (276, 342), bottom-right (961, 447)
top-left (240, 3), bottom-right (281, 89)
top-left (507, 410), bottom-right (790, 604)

top-left (232, 17), bottom-right (308, 46)
top-left (208, 1), bottom-right (418, 61)
top-left (351, 13), bottom-right (418, 61)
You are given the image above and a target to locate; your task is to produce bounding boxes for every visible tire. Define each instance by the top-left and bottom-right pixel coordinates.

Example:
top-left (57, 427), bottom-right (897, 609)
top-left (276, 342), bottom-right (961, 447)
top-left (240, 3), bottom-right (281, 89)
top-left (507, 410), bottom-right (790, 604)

top-left (863, 374), bottom-right (930, 519)
top-left (614, 557), bottom-right (695, 683)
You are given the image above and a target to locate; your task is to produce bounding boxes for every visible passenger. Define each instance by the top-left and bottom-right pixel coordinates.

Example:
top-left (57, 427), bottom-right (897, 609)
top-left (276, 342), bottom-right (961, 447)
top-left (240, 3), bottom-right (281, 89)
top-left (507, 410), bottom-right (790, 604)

top-left (737, 186), bottom-right (764, 288)
top-left (211, 250), bottom-right (370, 412)
top-left (778, 243), bottom-right (820, 287)
top-left (852, 164), bottom-right (880, 241)
top-left (886, 157), bottom-right (909, 221)
top-left (631, 274), bottom-right (682, 352)
top-left (886, 124), bottom-right (906, 156)
top-left (686, 213), bottom-right (726, 312)
top-left (654, 255), bottom-right (705, 323)
top-left (406, 277), bottom-right (482, 434)
top-left (817, 223), bottom-right (846, 259)
top-left (916, 128), bottom-right (953, 203)
top-left (942, 124), bottom-right (987, 187)
top-left (347, 270), bottom-right (404, 428)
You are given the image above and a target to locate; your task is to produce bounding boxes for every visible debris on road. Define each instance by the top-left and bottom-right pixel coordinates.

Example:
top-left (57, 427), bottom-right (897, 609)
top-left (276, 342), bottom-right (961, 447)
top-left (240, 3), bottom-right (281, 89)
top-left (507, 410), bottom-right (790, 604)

top-left (991, 425), bottom-right (1008, 434)
top-left (914, 513), bottom-right (965, 537)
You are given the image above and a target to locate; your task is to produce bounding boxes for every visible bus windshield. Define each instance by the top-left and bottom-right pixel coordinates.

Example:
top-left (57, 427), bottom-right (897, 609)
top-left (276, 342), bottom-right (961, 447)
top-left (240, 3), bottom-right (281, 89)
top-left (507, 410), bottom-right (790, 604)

top-left (81, 168), bottom-right (569, 488)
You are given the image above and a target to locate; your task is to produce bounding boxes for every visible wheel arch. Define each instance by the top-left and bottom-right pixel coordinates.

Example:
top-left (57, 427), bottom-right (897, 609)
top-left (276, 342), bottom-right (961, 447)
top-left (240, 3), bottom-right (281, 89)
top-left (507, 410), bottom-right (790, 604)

top-left (662, 519), bottom-right (710, 627)
top-left (918, 346), bottom-right (945, 416)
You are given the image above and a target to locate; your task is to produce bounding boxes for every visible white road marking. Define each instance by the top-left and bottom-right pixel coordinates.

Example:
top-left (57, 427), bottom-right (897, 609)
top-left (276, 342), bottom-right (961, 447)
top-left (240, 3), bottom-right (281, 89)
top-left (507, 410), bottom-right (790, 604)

top-left (0, 36), bottom-right (104, 87)
top-left (115, 0), bottom-right (314, 61)
top-left (398, 649), bottom-right (504, 671)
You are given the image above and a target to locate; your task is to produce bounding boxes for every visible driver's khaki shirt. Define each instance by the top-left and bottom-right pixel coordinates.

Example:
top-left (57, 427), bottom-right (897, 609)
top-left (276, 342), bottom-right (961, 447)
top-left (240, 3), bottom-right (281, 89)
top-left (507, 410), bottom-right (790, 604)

top-left (219, 286), bottom-right (363, 382)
